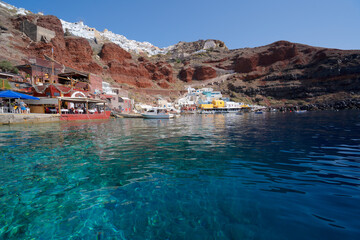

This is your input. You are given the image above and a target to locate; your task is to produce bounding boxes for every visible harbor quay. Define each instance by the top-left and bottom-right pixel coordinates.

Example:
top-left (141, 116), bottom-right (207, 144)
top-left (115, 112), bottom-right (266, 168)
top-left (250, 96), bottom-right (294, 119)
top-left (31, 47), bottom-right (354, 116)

top-left (0, 113), bottom-right (60, 125)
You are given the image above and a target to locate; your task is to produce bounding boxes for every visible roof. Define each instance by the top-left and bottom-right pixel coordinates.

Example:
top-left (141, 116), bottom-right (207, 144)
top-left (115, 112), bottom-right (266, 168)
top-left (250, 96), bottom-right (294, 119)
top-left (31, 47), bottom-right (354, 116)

top-left (52, 84), bottom-right (72, 92)
top-left (120, 97), bottom-right (130, 100)
top-left (74, 82), bottom-right (88, 89)
top-left (24, 97), bottom-right (58, 105)
top-left (103, 94), bottom-right (116, 98)
top-left (0, 72), bottom-right (22, 78)
top-left (0, 90), bottom-right (39, 100)
top-left (58, 71), bottom-right (88, 79)
top-left (58, 97), bottom-right (106, 103)
top-left (17, 57), bottom-right (63, 70)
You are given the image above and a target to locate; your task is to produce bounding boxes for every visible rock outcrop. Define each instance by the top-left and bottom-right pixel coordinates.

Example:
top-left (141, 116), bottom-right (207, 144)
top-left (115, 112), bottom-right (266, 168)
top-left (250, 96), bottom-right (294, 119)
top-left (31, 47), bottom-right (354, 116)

top-left (233, 41), bottom-right (299, 73)
top-left (193, 66), bottom-right (217, 80)
top-left (99, 43), bottom-right (174, 88)
top-left (179, 67), bottom-right (195, 83)
top-left (169, 39), bottom-right (227, 55)
top-left (179, 66), bottom-right (216, 82)
top-left (142, 60), bottom-right (174, 83)
top-left (99, 42), bottom-right (132, 63)
top-left (65, 37), bottom-right (102, 72)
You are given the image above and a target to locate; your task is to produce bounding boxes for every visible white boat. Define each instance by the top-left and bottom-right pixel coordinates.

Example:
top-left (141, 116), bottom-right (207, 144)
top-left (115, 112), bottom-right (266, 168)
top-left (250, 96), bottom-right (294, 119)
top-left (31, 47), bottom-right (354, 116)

top-left (142, 108), bottom-right (174, 119)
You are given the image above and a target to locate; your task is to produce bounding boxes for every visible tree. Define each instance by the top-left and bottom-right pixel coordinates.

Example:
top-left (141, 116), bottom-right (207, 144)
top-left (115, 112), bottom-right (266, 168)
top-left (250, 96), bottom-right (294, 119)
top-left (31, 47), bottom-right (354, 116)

top-left (0, 60), bottom-right (19, 74)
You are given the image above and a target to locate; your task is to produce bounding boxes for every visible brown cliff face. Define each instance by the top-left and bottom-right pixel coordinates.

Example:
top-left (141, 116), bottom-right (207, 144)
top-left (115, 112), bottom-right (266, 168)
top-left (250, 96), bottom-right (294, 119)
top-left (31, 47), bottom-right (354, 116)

top-left (96, 43), bottom-right (175, 88)
top-left (65, 37), bottom-right (103, 73)
top-left (2, 8), bottom-right (360, 105)
top-left (179, 66), bottom-right (216, 82)
top-left (36, 15), bottom-right (65, 40)
top-left (7, 14), bottom-right (176, 89)
top-left (157, 80), bottom-right (170, 89)
top-left (258, 41), bottom-right (298, 66)
top-left (107, 61), bottom-right (153, 88)
top-left (99, 43), bottom-right (154, 88)
top-left (179, 67), bottom-right (195, 83)
top-left (12, 15), bottom-right (102, 74)
top-left (233, 56), bottom-right (258, 73)
top-left (233, 41), bottom-right (299, 73)
top-left (142, 60), bottom-right (174, 83)
top-left (173, 40), bottom-right (360, 106)
top-left (222, 42), bottom-right (360, 106)
top-left (65, 37), bottom-right (93, 62)
top-left (99, 42), bottom-right (132, 63)
top-left (194, 66), bottom-right (217, 80)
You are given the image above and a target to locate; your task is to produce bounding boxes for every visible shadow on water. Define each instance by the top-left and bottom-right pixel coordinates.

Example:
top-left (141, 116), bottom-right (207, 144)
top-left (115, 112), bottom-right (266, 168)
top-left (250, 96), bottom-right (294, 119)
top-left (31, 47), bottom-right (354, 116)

top-left (0, 111), bottom-right (359, 239)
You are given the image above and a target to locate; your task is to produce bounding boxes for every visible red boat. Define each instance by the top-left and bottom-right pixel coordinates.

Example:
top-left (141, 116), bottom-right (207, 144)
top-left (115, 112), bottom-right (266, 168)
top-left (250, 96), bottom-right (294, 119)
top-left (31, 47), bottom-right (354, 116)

top-left (181, 105), bottom-right (197, 114)
top-left (58, 97), bottom-right (111, 121)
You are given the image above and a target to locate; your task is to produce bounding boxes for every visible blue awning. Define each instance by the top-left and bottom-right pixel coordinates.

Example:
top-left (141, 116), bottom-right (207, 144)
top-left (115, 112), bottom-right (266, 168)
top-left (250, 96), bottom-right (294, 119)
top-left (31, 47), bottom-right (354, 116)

top-left (0, 90), bottom-right (40, 100)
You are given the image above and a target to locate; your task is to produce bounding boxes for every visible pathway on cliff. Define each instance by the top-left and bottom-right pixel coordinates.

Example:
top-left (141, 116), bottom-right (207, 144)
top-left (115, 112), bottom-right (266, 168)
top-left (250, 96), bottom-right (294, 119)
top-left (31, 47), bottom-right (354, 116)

top-left (188, 73), bottom-right (235, 88)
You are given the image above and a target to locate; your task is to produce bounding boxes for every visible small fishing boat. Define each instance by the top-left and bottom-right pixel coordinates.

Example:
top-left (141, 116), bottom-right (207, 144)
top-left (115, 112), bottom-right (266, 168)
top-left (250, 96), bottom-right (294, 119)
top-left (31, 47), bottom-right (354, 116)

top-left (295, 110), bottom-right (307, 113)
top-left (118, 113), bottom-right (143, 118)
top-left (142, 108), bottom-right (174, 119)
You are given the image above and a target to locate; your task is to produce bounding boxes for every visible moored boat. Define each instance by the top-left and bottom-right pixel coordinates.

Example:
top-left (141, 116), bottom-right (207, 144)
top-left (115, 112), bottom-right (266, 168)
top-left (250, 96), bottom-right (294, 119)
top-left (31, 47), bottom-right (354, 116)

top-left (142, 108), bottom-right (174, 119)
top-left (118, 112), bottom-right (143, 118)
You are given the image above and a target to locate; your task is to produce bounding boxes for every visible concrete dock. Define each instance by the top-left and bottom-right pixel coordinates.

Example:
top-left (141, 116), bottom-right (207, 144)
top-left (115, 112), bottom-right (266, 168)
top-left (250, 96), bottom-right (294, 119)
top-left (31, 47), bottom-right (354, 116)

top-left (0, 113), bottom-right (60, 125)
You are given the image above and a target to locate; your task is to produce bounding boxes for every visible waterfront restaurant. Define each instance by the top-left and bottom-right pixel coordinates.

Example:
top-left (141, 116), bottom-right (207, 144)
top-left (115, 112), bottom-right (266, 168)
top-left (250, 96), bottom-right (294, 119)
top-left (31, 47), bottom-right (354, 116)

top-left (57, 97), bottom-right (110, 121)
top-left (17, 58), bottom-right (63, 85)
top-left (24, 97), bottom-right (59, 114)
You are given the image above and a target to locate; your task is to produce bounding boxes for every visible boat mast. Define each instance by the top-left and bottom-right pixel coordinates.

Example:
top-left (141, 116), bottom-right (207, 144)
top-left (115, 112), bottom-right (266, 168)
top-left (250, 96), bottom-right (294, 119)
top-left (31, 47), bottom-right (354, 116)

top-left (51, 48), bottom-right (54, 83)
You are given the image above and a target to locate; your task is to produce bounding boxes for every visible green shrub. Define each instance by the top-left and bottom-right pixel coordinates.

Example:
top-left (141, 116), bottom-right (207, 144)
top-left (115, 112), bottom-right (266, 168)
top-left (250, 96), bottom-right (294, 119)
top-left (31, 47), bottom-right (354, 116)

top-left (0, 60), bottom-right (19, 74)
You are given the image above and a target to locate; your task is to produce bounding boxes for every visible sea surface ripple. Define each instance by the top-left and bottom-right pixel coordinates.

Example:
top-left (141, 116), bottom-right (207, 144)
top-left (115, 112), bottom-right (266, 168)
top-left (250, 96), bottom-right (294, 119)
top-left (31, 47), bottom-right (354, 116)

top-left (0, 110), bottom-right (359, 239)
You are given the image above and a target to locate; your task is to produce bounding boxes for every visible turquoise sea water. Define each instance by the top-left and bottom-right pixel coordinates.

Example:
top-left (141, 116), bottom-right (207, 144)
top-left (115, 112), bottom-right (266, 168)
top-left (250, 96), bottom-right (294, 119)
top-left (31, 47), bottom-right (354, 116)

top-left (0, 111), bottom-right (359, 239)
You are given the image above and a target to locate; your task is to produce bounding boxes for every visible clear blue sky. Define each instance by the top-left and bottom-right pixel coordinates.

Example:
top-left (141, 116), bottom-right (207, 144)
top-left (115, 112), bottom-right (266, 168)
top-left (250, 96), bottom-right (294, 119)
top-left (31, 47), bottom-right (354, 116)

top-left (6, 0), bottom-right (360, 50)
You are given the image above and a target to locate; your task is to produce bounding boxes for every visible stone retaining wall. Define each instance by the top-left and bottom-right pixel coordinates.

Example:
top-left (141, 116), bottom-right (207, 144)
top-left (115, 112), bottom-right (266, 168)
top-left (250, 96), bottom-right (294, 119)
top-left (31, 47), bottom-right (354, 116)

top-left (0, 114), bottom-right (60, 125)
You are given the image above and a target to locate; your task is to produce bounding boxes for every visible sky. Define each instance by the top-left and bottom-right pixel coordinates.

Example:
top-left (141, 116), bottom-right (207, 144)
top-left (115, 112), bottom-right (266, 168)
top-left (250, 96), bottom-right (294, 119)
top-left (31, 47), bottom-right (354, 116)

top-left (5, 0), bottom-right (360, 50)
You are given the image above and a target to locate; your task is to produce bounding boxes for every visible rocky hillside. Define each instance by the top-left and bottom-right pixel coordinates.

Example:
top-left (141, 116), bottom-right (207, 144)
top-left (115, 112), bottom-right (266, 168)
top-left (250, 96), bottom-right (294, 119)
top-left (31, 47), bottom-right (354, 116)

top-left (171, 40), bottom-right (360, 108)
top-left (0, 8), bottom-right (174, 90)
top-left (1, 1), bottom-right (360, 108)
top-left (0, 3), bottom-right (225, 91)
top-left (226, 41), bottom-right (360, 107)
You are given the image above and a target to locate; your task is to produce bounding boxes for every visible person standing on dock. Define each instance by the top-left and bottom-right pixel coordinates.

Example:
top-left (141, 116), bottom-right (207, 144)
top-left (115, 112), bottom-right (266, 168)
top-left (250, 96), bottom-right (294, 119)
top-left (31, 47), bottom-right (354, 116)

top-left (20, 101), bottom-right (26, 114)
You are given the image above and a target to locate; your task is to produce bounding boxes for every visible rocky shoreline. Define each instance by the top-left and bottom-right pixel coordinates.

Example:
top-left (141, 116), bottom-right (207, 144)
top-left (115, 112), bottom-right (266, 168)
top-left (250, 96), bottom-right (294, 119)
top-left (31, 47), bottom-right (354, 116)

top-left (273, 98), bottom-right (360, 112)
